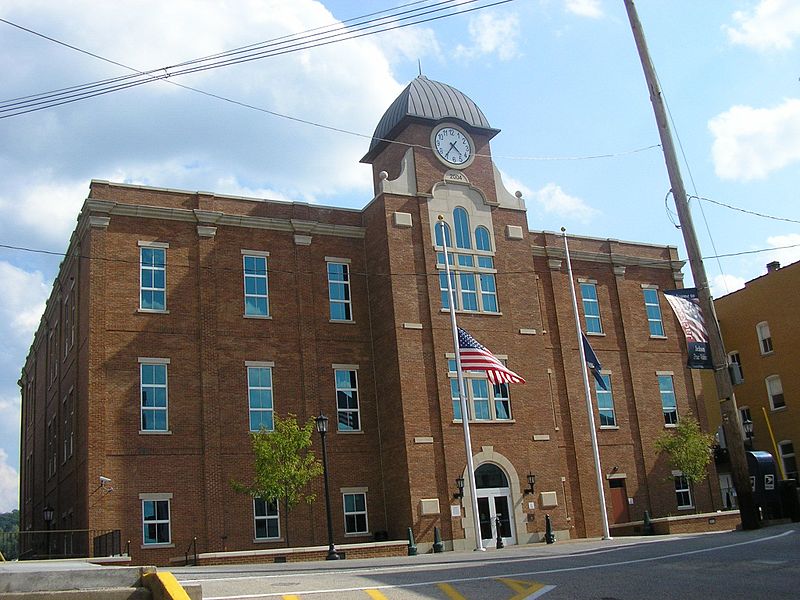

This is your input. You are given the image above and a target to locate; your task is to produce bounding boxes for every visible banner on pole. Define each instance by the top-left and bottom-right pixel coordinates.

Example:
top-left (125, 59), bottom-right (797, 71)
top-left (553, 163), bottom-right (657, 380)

top-left (663, 288), bottom-right (713, 369)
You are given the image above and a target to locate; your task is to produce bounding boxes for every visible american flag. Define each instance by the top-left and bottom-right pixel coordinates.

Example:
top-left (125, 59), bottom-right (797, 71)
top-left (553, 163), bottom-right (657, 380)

top-left (457, 328), bottom-right (525, 384)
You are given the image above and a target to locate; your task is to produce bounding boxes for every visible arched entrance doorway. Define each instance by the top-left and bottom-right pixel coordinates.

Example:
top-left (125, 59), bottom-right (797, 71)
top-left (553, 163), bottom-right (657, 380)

top-left (475, 463), bottom-right (516, 547)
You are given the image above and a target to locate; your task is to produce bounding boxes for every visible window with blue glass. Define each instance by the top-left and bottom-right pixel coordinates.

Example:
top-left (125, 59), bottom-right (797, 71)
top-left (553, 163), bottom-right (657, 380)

top-left (595, 373), bottom-right (616, 427)
top-left (643, 288), bottom-right (664, 337)
top-left (327, 262), bottom-right (352, 321)
top-left (142, 498), bottom-right (170, 545)
top-left (343, 492), bottom-right (368, 534)
top-left (248, 366), bottom-right (274, 432)
top-left (140, 246), bottom-right (166, 311)
top-left (254, 498), bottom-right (280, 540)
top-left (447, 359), bottom-right (512, 421)
top-left (658, 374), bottom-right (678, 425)
top-left (434, 211), bottom-right (498, 314)
top-left (140, 361), bottom-right (168, 432)
top-left (580, 282), bottom-right (603, 334)
top-left (335, 369), bottom-right (360, 431)
top-left (243, 254), bottom-right (269, 317)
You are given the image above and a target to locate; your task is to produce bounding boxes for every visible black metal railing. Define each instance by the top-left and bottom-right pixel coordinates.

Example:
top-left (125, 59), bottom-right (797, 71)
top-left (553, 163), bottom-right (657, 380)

top-left (0, 529), bottom-right (123, 561)
top-left (184, 536), bottom-right (198, 566)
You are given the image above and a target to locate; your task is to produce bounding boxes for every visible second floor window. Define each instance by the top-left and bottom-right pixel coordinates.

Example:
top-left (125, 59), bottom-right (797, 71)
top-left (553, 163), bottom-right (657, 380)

top-left (248, 365), bottom-right (274, 432)
top-left (140, 361), bottom-right (169, 432)
top-left (243, 254), bottom-right (269, 317)
top-left (643, 288), bottom-right (664, 337)
top-left (596, 373), bottom-right (616, 427)
top-left (766, 375), bottom-right (785, 410)
top-left (327, 262), bottom-right (352, 321)
top-left (658, 374), bottom-right (678, 426)
top-left (580, 282), bottom-right (603, 334)
top-left (335, 368), bottom-right (360, 431)
top-left (140, 245), bottom-right (166, 311)
top-left (448, 359), bottom-right (512, 421)
top-left (756, 321), bottom-right (773, 354)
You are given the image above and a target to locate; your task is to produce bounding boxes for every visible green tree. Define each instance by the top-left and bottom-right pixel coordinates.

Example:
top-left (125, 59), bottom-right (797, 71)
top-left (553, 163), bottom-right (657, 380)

top-left (233, 414), bottom-right (323, 547)
top-left (655, 415), bottom-right (715, 505)
top-left (0, 509), bottom-right (20, 560)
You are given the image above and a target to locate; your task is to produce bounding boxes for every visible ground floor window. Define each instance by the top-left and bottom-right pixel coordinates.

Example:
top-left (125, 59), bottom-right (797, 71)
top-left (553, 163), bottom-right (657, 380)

top-left (142, 498), bottom-right (171, 545)
top-left (343, 492), bottom-right (368, 535)
top-left (254, 498), bottom-right (280, 540)
top-left (674, 475), bottom-right (692, 509)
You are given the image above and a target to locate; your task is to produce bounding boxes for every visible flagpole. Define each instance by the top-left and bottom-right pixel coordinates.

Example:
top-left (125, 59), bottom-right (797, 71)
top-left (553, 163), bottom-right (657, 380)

top-left (438, 215), bottom-right (485, 551)
top-left (562, 227), bottom-right (612, 540)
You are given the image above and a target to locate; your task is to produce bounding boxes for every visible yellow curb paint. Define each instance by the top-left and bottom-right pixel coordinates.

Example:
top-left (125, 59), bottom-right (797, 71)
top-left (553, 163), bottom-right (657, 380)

top-left (437, 582), bottom-right (467, 600)
top-left (497, 577), bottom-right (546, 600)
top-left (365, 590), bottom-right (390, 599)
top-left (143, 571), bottom-right (192, 600)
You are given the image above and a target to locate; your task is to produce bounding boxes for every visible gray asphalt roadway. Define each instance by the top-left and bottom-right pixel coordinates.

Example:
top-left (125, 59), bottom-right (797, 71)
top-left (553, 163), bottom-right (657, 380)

top-left (172, 523), bottom-right (799, 599)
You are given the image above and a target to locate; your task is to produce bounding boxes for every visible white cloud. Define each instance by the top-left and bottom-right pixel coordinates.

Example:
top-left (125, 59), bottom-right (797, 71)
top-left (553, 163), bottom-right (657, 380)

top-left (710, 273), bottom-right (746, 298)
top-left (708, 99), bottom-right (800, 181)
top-left (724, 0), bottom-right (800, 51)
top-left (0, 262), bottom-right (48, 347)
top-left (766, 233), bottom-right (800, 267)
top-left (0, 449), bottom-right (19, 513)
top-left (565, 0), bottom-right (604, 19)
top-left (529, 182), bottom-right (600, 223)
top-left (455, 12), bottom-right (521, 61)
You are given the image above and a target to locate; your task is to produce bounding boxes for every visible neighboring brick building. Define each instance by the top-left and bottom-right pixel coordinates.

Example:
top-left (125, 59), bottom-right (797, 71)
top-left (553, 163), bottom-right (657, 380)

top-left (19, 76), bottom-right (720, 565)
top-left (703, 260), bottom-right (800, 502)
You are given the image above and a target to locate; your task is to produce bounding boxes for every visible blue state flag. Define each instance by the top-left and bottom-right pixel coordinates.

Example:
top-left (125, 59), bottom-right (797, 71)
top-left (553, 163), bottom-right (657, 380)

top-left (581, 332), bottom-right (607, 391)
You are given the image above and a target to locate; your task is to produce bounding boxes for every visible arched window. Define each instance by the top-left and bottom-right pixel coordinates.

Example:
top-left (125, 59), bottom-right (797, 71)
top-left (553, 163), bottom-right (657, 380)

top-left (453, 207), bottom-right (472, 249)
top-left (475, 226), bottom-right (491, 251)
top-left (475, 463), bottom-right (509, 489)
top-left (756, 321), bottom-right (773, 354)
top-left (434, 221), bottom-right (452, 248)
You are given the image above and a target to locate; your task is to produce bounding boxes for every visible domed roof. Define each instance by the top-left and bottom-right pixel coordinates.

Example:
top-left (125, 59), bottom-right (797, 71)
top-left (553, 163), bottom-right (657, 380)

top-left (361, 76), bottom-right (499, 162)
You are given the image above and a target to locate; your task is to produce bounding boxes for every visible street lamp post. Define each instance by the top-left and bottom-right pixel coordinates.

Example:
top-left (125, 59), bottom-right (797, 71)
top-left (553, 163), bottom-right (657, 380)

top-left (315, 414), bottom-right (340, 560)
top-left (42, 505), bottom-right (54, 559)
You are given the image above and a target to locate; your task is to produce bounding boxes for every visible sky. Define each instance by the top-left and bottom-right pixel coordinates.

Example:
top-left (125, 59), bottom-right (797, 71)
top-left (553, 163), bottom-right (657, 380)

top-left (0, 0), bottom-right (798, 512)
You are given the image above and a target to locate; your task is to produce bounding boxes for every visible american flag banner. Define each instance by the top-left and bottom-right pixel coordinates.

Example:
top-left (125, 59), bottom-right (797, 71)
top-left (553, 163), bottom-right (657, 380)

top-left (457, 328), bottom-right (525, 384)
top-left (663, 288), bottom-right (713, 369)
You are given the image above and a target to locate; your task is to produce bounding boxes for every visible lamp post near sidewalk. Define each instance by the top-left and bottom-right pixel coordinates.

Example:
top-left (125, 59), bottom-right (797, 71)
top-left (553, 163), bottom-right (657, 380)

top-left (315, 414), bottom-right (340, 560)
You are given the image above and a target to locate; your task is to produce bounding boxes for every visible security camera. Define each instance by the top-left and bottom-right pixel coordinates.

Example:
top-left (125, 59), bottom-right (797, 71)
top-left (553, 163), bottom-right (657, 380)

top-left (99, 476), bottom-right (111, 485)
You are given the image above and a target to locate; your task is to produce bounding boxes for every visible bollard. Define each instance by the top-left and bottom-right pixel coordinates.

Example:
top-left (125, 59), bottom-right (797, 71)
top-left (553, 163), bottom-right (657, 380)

top-left (495, 516), bottom-right (504, 549)
top-left (433, 526), bottom-right (444, 553)
top-left (642, 510), bottom-right (654, 535)
top-left (407, 527), bottom-right (418, 556)
top-left (544, 514), bottom-right (555, 544)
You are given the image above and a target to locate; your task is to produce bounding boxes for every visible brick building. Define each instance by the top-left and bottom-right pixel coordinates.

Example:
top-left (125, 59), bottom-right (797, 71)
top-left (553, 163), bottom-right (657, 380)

top-left (19, 76), bottom-right (720, 565)
top-left (703, 260), bottom-right (800, 502)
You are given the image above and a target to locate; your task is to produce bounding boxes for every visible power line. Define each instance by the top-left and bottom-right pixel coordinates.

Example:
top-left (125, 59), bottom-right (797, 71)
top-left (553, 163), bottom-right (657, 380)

top-left (691, 194), bottom-right (800, 225)
top-left (0, 0), bottom-right (513, 118)
top-left (0, 5), bottom-right (661, 164)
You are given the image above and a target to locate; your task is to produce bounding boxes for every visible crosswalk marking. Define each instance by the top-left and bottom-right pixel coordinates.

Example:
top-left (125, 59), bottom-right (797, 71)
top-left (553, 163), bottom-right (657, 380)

top-left (437, 582), bottom-right (468, 599)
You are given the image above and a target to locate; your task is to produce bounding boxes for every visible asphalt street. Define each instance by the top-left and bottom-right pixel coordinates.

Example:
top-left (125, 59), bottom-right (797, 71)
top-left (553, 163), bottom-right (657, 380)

top-left (172, 523), bottom-right (799, 600)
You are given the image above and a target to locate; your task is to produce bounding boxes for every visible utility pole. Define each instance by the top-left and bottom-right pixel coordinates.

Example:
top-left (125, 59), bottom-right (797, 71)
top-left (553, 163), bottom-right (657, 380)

top-left (623, 0), bottom-right (759, 530)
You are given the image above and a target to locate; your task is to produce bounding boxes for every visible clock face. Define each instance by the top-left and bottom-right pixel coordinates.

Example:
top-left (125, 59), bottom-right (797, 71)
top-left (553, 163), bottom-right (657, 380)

top-left (433, 126), bottom-right (473, 166)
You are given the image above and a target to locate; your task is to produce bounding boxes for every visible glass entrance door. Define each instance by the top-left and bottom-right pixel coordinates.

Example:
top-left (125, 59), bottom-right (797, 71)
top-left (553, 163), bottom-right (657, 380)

top-left (476, 491), bottom-right (515, 547)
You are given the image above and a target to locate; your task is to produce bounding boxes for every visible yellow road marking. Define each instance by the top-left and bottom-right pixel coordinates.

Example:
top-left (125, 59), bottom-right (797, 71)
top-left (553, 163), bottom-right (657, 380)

top-left (282, 596), bottom-right (301, 600)
top-left (437, 582), bottom-right (467, 600)
top-left (498, 577), bottom-right (546, 600)
top-left (365, 590), bottom-right (390, 599)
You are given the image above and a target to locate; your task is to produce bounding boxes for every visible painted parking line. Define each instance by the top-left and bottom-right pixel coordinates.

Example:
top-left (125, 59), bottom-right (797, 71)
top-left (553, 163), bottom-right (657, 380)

top-left (497, 578), bottom-right (556, 600)
top-left (437, 582), bottom-right (467, 599)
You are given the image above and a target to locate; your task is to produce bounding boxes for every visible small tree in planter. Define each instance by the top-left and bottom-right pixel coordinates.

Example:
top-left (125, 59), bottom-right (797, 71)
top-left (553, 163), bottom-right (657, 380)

top-left (233, 414), bottom-right (323, 547)
top-left (655, 414), bottom-right (716, 512)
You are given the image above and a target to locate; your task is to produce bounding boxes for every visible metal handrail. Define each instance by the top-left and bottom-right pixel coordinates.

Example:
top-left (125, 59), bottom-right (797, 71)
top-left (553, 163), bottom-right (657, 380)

top-left (184, 536), bottom-right (198, 566)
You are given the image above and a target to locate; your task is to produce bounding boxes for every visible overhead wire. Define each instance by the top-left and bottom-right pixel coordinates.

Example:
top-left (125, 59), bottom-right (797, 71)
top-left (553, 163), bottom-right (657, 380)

top-left (0, 0), bottom-right (515, 118)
